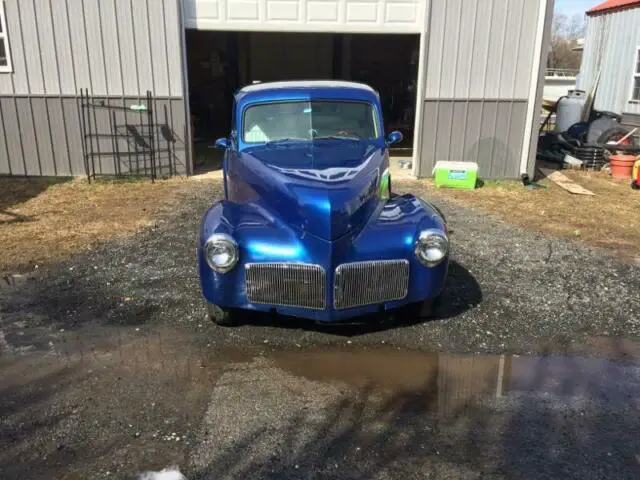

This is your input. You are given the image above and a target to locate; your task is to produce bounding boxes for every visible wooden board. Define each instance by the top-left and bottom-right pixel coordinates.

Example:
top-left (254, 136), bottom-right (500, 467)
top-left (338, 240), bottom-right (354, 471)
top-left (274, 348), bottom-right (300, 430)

top-left (538, 168), bottom-right (595, 196)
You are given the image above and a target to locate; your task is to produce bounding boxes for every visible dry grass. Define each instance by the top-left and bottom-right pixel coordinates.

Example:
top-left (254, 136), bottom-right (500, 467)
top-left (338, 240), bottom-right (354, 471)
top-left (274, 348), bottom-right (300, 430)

top-left (0, 177), bottom-right (195, 274)
top-left (2, 169), bottom-right (638, 274)
top-left (399, 170), bottom-right (640, 263)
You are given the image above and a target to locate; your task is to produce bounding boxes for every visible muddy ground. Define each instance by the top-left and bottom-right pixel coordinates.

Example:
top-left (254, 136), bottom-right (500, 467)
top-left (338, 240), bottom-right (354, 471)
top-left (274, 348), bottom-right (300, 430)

top-left (1, 180), bottom-right (640, 479)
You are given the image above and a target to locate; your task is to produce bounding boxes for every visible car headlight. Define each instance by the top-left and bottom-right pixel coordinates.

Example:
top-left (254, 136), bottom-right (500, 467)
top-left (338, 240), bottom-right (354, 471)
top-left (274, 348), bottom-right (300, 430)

top-left (415, 229), bottom-right (448, 267)
top-left (204, 234), bottom-right (239, 273)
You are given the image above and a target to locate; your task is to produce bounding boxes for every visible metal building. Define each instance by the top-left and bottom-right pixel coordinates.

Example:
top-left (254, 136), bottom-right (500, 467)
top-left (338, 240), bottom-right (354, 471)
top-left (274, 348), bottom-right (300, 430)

top-left (578, 0), bottom-right (640, 127)
top-left (0, 0), bottom-right (553, 179)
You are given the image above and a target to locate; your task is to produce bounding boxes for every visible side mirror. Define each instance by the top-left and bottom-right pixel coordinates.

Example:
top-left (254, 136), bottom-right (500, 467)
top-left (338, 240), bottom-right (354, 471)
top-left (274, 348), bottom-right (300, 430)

top-left (387, 131), bottom-right (403, 145)
top-left (215, 138), bottom-right (230, 149)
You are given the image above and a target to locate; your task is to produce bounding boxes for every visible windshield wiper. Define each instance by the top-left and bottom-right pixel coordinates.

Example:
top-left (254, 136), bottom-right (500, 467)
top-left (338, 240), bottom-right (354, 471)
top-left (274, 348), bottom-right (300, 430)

top-left (265, 137), bottom-right (306, 146)
top-left (313, 135), bottom-right (361, 141)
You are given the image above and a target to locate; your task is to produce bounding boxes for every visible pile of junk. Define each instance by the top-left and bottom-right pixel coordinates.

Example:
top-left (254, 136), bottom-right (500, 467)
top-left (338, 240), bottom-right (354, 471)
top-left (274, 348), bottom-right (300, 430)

top-left (537, 89), bottom-right (640, 190)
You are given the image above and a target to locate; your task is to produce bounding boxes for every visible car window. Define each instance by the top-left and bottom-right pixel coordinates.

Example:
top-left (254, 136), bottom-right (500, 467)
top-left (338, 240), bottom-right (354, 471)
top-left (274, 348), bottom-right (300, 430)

top-left (242, 101), bottom-right (379, 143)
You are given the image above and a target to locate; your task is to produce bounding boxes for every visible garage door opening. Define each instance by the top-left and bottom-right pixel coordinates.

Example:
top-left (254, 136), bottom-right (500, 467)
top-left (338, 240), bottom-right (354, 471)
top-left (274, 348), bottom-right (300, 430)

top-left (185, 30), bottom-right (419, 173)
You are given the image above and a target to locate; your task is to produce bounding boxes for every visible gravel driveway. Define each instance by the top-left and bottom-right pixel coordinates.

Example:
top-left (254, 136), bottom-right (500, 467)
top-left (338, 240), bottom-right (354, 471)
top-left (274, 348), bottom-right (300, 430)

top-left (1, 179), bottom-right (639, 479)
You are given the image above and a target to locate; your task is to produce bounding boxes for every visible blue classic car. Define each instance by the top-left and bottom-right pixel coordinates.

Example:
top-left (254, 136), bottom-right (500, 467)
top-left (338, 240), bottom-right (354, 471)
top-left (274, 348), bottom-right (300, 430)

top-left (199, 81), bottom-right (448, 325)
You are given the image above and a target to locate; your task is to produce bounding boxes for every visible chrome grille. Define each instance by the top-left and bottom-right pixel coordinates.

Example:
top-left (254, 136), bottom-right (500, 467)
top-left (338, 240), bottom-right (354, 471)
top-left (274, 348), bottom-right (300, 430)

top-left (334, 260), bottom-right (409, 309)
top-left (245, 263), bottom-right (326, 310)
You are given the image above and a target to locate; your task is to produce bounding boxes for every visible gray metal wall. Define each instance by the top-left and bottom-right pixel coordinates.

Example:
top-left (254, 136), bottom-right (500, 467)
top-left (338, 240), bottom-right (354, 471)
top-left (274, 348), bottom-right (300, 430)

top-left (0, 0), bottom-right (187, 177)
top-left (622, 113), bottom-right (640, 127)
top-left (579, 7), bottom-right (640, 116)
top-left (418, 0), bottom-right (549, 179)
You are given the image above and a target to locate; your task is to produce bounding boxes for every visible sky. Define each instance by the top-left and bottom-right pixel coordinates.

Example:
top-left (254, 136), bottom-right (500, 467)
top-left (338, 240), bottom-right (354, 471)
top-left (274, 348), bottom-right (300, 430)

top-left (555, 0), bottom-right (601, 17)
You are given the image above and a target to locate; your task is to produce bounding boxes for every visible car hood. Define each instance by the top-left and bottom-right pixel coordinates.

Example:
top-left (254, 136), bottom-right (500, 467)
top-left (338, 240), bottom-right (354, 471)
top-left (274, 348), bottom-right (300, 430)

top-left (233, 142), bottom-right (384, 241)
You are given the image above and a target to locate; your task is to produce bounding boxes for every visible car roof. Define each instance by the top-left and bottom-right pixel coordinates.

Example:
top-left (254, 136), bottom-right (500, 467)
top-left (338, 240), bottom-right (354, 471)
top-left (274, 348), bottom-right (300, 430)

top-left (234, 80), bottom-right (380, 105)
top-left (238, 80), bottom-right (377, 94)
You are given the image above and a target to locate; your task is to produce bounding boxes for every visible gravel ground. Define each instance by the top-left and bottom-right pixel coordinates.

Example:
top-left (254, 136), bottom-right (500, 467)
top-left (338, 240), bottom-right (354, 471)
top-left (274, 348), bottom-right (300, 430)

top-left (1, 179), bottom-right (640, 479)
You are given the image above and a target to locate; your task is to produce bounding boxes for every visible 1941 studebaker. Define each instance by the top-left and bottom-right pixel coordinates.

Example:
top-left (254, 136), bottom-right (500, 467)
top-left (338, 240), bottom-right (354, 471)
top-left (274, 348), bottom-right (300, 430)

top-left (199, 81), bottom-right (449, 325)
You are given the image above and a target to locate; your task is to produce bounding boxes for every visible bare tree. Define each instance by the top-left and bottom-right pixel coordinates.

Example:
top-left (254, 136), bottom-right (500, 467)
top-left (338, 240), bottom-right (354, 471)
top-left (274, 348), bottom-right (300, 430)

top-left (548, 13), bottom-right (585, 71)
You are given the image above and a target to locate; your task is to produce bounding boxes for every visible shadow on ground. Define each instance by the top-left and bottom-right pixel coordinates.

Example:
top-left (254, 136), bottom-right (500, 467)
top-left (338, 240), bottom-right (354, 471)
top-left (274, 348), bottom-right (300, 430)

top-left (187, 339), bottom-right (640, 479)
top-left (1, 330), bottom-right (638, 479)
top-left (0, 177), bottom-right (73, 225)
top-left (0, 177), bottom-right (71, 210)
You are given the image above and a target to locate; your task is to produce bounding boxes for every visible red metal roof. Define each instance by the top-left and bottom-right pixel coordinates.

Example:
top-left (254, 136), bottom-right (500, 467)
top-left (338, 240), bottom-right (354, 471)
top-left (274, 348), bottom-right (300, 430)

top-left (587, 0), bottom-right (640, 15)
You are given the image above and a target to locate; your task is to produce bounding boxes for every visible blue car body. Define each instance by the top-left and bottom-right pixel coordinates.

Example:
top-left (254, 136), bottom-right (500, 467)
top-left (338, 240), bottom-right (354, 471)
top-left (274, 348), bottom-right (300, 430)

top-left (198, 81), bottom-right (448, 322)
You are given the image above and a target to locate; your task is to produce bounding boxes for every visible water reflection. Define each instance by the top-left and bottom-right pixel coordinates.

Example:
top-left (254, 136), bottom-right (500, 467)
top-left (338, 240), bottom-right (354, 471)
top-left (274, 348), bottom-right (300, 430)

top-left (1, 329), bottom-right (639, 478)
top-left (269, 347), bottom-right (640, 415)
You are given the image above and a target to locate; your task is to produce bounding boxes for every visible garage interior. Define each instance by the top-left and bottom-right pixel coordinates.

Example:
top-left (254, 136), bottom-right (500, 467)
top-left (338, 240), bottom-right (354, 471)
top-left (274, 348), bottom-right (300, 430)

top-left (186, 30), bottom-right (419, 172)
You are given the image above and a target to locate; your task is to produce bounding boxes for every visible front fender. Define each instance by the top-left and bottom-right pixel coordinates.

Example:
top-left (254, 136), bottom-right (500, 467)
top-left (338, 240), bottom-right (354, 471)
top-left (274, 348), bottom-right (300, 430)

top-left (199, 200), bottom-right (330, 306)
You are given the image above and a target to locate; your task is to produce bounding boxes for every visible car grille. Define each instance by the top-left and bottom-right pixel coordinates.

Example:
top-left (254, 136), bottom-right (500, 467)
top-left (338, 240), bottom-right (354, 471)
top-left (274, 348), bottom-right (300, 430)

top-left (245, 263), bottom-right (326, 310)
top-left (334, 260), bottom-right (409, 309)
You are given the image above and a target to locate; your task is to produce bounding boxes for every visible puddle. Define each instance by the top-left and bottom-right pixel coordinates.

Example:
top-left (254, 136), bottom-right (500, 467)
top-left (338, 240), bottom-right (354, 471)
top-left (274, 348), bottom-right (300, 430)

top-left (269, 344), bottom-right (640, 412)
top-left (2, 328), bottom-right (640, 478)
top-left (0, 273), bottom-right (34, 291)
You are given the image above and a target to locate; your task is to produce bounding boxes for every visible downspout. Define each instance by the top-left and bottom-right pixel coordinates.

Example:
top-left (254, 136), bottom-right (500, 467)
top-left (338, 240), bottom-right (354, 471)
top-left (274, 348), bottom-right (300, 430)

top-left (519, 0), bottom-right (552, 175)
top-left (411, 0), bottom-right (432, 178)
top-left (177, 0), bottom-right (193, 176)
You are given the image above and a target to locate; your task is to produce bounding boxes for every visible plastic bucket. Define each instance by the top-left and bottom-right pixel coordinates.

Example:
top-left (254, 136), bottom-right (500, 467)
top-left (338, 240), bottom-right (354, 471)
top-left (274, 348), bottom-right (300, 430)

top-left (609, 154), bottom-right (636, 179)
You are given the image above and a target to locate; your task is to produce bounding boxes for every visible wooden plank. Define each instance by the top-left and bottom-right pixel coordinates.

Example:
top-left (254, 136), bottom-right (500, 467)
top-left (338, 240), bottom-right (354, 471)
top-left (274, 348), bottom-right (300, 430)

top-left (538, 168), bottom-right (595, 196)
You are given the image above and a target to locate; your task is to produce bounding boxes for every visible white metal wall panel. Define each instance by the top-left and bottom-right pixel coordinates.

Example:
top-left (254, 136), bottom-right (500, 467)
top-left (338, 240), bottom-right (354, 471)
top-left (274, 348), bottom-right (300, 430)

top-left (67, 0), bottom-right (93, 94)
top-left (19, 0), bottom-right (45, 94)
top-left (99, 0), bottom-right (124, 96)
top-left (115, 0), bottom-right (140, 95)
top-left (514, 0), bottom-right (538, 99)
top-left (184, 0), bottom-right (424, 32)
top-left (579, 8), bottom-right (640, 116)
top-left (35, 0), bottom-right (60, 95)
top-left (131, 1), bottom-right (155, 95)
top-left (424, 0), bottom-right (538, 100)
top-left (418, 0), bottom-right (551, 179)
top-left (148, 1), bottom-right (171, 97)
top-left (0, 0), bottom-right (184, 97)
top-left (51, 0), bottom-right (78, 95)
top-left (165, 0), bottom-right (185, 97)
top-left (0, 0), bottom-right (188, 178)
top-left (83, 0), bottom-right (108, 96)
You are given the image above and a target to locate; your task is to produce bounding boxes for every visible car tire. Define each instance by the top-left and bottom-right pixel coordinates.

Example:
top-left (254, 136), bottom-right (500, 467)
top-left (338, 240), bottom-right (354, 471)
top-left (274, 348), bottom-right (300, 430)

top-left (632, 180), bottom-right (640, 191)
top-left (206, 302), bottom-right (238, 327)
top-left (400, 296), bottom-right (440, 322)
top-left (597, 126), bottom-right (632, 145)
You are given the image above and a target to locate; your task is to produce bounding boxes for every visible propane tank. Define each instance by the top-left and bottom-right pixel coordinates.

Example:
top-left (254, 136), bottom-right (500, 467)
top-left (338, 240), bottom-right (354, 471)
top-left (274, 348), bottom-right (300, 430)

top-left (555, 90), bottom-right (586, 132)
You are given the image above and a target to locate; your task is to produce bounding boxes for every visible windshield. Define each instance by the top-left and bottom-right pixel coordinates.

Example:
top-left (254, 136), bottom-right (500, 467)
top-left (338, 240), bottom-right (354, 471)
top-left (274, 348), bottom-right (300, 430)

top-left (242, 101), bottom-right (380, 143)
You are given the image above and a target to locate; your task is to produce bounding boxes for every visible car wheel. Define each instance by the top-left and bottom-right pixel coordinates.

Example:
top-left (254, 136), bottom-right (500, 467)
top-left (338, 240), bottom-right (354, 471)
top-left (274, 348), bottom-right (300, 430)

top-left (632, 180), bottom-right (640, 191)
top-left (400, 296), bottom-right (440, 322)
top-left (597, 126), bottom-right (632, 145)
top-left (206, 302), bottom-right (238, 327)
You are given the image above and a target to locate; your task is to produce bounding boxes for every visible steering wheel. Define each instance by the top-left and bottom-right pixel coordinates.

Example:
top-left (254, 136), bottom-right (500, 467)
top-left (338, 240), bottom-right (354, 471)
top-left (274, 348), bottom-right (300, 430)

top-left (336, 130), bottom-right (360, 138)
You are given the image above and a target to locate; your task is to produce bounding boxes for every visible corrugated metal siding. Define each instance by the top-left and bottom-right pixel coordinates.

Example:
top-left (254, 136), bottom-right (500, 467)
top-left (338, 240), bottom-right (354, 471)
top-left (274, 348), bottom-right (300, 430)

top-left (579, 7), bottom-right (640, 115)
top-left (421, 100), bottom-right (527, 178)
top-left (418, 0), bottom-right (546, 179)
top-left (0, 0), bottom-right (187, 177)
top-left (0, 0), bottom-right (184, 97)
top-left (0, 97), bottom-right (187, 176)
top-left (424, 0), bottom-right (537, 100)
top-left (622, 113), bottom-right (640, 126)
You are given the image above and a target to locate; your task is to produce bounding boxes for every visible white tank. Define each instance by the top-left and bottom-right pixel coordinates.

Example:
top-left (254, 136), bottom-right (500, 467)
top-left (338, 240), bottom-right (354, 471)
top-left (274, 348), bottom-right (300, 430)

top-left (555, 90), bottom-right (586, 132)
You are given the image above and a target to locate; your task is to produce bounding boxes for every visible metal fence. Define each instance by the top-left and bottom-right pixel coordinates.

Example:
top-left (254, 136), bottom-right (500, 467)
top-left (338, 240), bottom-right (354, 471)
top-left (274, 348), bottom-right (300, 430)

top-left (79, 89), bottom-right (182, 182)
